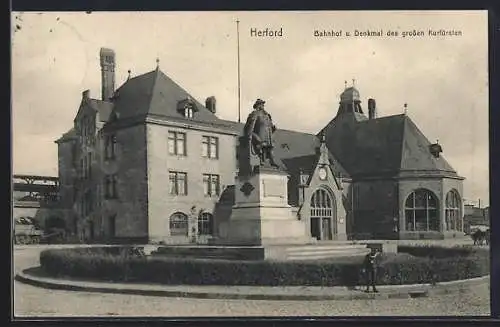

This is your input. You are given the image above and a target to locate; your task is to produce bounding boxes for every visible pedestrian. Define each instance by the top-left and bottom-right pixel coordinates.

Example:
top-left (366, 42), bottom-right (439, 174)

top-left (363, 247), bottom-right (380, 293)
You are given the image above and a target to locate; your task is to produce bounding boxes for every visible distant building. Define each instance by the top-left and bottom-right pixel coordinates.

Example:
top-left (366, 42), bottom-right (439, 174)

top-left (55, 47), bottom-right (466, 243)
top-left (463, 204), bottom-right (489, 234)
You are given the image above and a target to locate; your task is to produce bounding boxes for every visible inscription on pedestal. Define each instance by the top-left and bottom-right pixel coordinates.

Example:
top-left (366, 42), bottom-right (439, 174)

top-left (263, 180), bottom-right (284, 197)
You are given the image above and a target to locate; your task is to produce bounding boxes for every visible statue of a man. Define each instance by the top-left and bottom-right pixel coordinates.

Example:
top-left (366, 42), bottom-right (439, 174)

top-left (243, 99), bottom-right (279, 168)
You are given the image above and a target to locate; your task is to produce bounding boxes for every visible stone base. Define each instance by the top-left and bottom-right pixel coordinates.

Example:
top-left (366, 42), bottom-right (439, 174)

top-left (224, 167), bottom-right (311, 246)
top-left (226, 215), bottom-right (311, 246)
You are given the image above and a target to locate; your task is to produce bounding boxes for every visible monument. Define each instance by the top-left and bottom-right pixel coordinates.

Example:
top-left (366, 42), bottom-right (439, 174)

top-left (225, 99), bottom-right (311, 246)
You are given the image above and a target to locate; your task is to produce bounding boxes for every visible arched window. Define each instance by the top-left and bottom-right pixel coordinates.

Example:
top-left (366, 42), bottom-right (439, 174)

top-left (445, 190), bottom-right (462, 232)
top-left (310, 188), bottom-right (336, 240)
top-left (405, 189), bottom-right (439, 232)
top-left (169, 212), bottom-right (188, 236)
top-left (198, 212), bottom-right (213, 236)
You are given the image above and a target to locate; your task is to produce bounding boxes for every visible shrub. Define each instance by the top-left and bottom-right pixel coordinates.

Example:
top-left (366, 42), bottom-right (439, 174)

top-left (39, 245), bottom-right (489, 287)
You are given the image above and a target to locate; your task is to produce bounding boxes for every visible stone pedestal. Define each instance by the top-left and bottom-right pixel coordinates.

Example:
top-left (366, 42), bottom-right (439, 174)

top-left (226, 167), bottom-right (310, 246)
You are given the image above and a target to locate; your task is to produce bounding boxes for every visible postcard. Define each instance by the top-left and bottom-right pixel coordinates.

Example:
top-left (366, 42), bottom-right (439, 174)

top-left (12, 10), bottom-right (490, 317)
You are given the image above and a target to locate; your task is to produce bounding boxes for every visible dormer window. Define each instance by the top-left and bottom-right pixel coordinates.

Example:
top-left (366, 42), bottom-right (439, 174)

top-left (177, 97), bottom-right (198, 119)
top-left (429, 141), bottom-right (443, 158)
top-left (185, 106), bottom-right (194, 118)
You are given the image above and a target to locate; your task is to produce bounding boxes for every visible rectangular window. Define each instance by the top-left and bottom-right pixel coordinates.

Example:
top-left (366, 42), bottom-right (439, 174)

top-left (169, 171), bottom-right (187, 196)
top-left (79, 159), bottom-right (84, 180)
top-left (169, 172), bottom-right (177, 195)
top-left (184, 108), bottom-right (194, 119)
top-left (202, 136), bottom-right (209, 158)
top-left (209, 137), bottom-right (218, 159)
top-left (105, 135), bottom-right (117, 160)
top-left (168, 131), bottom-right (186, 156)
top-left (104, 174), bottom-right (118, 199)
top-left (202, 136), bottom-right (218, 159)
top-left (83, 156), bottom-right (87, 179)
top-left (203, 174), bottom-right (220, 197)
top-left (203, 174), bottom-right (210, 196)
top-left (88, 152), bottom-right (92, 179)
top-left (71, 143), bottom-right (78, 168)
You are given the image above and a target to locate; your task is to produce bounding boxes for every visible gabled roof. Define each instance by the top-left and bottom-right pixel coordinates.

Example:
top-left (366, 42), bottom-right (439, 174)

top-left (109, 68), bottom-right (226, 127)
top-left (321, 113), bottom-right (458, 178)
top-left (399, 117), bottom-right (456, 173)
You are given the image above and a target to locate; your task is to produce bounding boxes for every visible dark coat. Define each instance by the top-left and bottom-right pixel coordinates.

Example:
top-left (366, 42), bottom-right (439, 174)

top-left (243, 109), bottom-right (276, 153)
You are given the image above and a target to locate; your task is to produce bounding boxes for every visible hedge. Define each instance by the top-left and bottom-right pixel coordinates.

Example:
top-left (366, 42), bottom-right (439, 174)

top-left (39, 245), bottom-right (489, 287)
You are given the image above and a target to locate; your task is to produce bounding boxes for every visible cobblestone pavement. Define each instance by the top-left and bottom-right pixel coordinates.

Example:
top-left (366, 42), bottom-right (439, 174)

top-left (13, 245), bottom-right (491, 317)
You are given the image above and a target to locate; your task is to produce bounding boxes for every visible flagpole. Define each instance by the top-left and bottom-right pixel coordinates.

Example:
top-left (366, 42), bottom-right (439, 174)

top-left (236, 19), bottom-right (241, 123)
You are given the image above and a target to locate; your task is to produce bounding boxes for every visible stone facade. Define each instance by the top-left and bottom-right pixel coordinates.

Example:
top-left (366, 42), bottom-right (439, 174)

top-left (145, 120), bottom-right (238, 244)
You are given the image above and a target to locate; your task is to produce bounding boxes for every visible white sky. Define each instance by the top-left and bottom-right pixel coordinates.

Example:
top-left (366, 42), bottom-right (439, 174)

top-left (11, 11), bottom-right (489, 206)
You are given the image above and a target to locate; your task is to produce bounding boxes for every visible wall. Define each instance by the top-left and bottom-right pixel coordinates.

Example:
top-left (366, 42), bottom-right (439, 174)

top-left (353, 179), bottom-right (399, 239)
top-left (146, 122), bottom-right (237, 243)
top-left (100, 123), bottom-right (149, 241)
top-left (57, 139), bottom-right (77, 233)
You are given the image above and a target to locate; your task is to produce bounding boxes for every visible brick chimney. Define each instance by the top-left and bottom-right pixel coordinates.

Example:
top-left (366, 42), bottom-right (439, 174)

top-left (205, 96), bottom-right (216, 114)
top-left (100, 48), bottom-right (116, 101)
top-left (368, 98), bottom-right (377, 119)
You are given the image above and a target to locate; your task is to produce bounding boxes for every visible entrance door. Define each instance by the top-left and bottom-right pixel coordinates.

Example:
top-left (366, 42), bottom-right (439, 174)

top-left (322, 218), bottom-right (332, 240)
top-left (310, 217), bottom-right (321, 240)
top-left (89, 221), bottom-right (94, 241)
top-left (108, 215), bottom-right (116, 238)
top-left (310, 188), bottom-right (336, 240)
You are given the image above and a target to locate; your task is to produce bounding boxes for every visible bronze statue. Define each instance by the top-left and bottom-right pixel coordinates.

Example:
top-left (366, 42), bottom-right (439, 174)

top-left (241, 99), bottom-right (279, 170)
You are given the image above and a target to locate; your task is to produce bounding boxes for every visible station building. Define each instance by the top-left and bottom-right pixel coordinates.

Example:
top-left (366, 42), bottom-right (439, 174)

top-left (55, 47), bottom-right (465, 243)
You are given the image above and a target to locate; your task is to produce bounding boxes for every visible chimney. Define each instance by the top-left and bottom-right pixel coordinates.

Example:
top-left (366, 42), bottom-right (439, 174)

top-left (368, 98), bottom-right (377, 119)
top-left (205, 96), bottom-right (216, 114)
top-left (100, 47), bottom-right (116, 101)
top-left (82, 90), bottom-right (90, 100)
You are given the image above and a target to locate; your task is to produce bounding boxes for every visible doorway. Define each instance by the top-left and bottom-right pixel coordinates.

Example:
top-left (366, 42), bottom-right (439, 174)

top-left (310, 188), bottom-right (337, 240)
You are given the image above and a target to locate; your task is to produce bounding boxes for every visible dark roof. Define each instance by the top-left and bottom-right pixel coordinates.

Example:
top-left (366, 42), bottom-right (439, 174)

top-left (108, 68), bottom-right (231, 130)
top-left (88, 99), bottom-right (114, 122)
top-left (55, 128), bottom-right (77, 143)
top-left (222, 119), bottom-right (349, 177)
top-left (321, 113), bottom-right (458, 178)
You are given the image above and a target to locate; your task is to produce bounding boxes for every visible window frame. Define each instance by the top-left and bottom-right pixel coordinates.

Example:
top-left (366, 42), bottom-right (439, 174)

top-left (105, 134), bottom-right (117, 160)
top-left (405, 189), bottom-right (439, 232)
top-left (104, 174), bottom-right (118, 199)
top-left (198, 212), bottom-right (213, 236)
top-left (445, 190), bottom-right (462, 232)
top-left (169, 171), bottom-right (188, 196)
top-left (169, 212), bottom-right (189, 236)
top-left (168, 131), bottom-right (187, 156)
top-left (202, 173), bottom-right (220, 197)
top-left (201, 135), bottom-right (219, 159)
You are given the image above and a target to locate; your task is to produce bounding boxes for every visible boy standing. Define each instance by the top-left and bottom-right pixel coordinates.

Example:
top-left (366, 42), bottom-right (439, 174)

top-left (363, 247), bottom-right (380, 293)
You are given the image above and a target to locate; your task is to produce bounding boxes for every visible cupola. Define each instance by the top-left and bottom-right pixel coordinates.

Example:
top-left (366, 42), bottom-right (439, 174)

top-left (337, 80), bottom-right (365, 117)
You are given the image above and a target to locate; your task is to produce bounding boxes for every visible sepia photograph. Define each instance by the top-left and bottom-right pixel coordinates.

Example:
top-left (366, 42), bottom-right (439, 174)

top-left (12, 10), bottom-right (490, 317)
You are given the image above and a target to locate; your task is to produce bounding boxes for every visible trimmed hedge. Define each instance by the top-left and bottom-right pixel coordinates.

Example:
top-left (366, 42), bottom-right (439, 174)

top-left (39, 245), bottom-right (489, 287)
